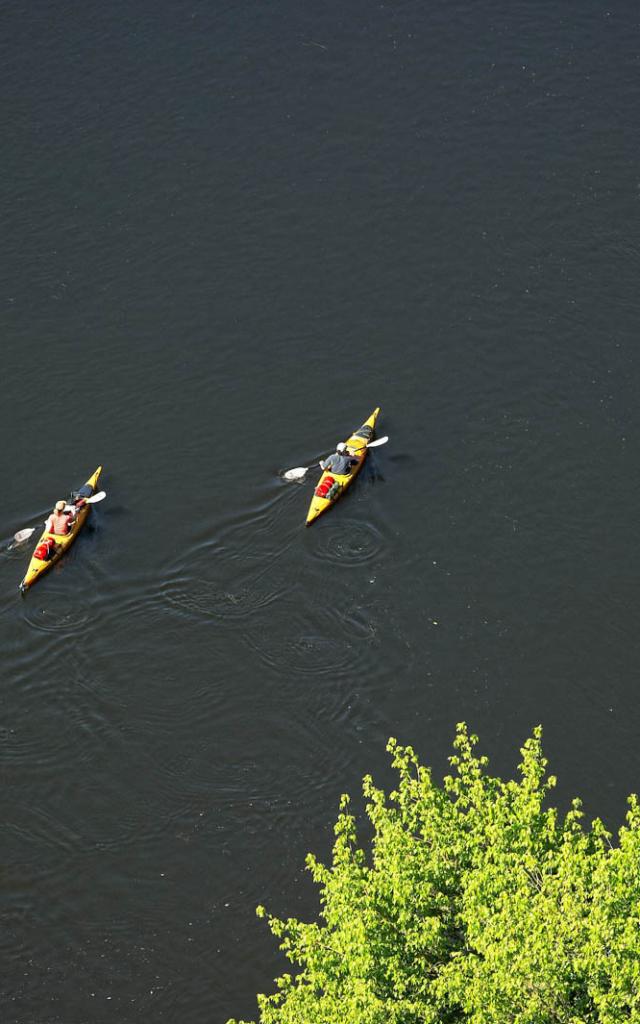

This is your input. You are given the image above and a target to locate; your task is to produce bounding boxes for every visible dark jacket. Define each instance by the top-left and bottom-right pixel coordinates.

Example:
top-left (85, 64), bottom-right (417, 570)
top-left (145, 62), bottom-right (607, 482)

top-left (320, 452), bottom-right (359, 475)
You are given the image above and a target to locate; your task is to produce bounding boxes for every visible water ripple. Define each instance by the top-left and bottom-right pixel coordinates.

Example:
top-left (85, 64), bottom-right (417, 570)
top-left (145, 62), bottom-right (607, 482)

top-left (249, 629), bottom-right (355, 677)
top-left (159, 488), bottom-right (296, 627)
top-left (161, 572), bottom-right (287, 626)
top-left (20, 585), bottom-right (97, 636)
top-left (308, 518), bottom-right (385, 566)
top-left (241, 593), bottom-right (411, 698)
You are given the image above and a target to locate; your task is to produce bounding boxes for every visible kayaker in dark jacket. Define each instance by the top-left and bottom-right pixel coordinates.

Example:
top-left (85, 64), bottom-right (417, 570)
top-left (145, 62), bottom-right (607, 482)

top-left (319, 442), bottom-right (359, 475)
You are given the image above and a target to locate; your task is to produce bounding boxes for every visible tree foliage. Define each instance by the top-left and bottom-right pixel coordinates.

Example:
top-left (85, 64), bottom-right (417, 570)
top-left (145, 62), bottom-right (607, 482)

top-left (228, 725), bottom-right (640, 1024)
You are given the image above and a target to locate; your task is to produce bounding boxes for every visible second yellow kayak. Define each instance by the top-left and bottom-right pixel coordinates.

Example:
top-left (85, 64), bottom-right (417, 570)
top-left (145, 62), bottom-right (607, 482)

top-left (306, 409), bottom-right (380, 526)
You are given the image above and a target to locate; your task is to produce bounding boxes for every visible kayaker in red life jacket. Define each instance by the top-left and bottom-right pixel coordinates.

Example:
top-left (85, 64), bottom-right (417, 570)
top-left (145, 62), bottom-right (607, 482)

top-left (320, 442), bottom-right (359, 475)
top-left (45, 497), bottom-right (85, 535)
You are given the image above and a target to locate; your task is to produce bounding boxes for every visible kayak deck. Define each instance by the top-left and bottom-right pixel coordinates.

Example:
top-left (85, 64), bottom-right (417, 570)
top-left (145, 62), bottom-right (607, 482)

top-left (306, 409), bottom-right (380, 526)
top-left (19, 466), bottom-right (103, 592)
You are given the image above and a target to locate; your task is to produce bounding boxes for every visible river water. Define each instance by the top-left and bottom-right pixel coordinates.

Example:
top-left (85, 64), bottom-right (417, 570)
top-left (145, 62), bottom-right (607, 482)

top-left (3, 2), bottom-right (640, 1021)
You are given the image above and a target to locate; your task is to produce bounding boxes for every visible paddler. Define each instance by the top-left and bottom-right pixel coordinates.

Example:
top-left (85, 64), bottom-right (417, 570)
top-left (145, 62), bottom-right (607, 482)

top-left (319, 442), bottom-right (359, 475)
top-left (45, 496), bottom-right (85, 536)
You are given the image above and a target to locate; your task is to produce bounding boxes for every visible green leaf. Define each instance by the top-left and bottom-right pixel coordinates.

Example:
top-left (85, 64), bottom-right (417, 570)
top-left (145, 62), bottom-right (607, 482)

top-left (227, 725), bottom-right (640, 1024)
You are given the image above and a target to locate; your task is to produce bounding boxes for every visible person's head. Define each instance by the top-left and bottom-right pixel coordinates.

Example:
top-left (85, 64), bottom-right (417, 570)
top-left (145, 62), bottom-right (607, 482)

top-left (55, 500), bottom-right (66, 512)
top-left (336, 442), bottom-right (347, 453)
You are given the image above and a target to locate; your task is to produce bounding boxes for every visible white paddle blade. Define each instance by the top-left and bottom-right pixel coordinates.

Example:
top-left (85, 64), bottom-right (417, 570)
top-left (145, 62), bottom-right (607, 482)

top-left (283, 467), bottom-right (308, 481)
top-left (12, 491), bottom-right (106, 546)
top-left (14, 527), bottom-right (36, 544)
top-left (349, 435), bottom-right (389, 451)
top-left (64, 491), bottom-right (106, 513)
top-left (67, 491), bottom-right (107, 509)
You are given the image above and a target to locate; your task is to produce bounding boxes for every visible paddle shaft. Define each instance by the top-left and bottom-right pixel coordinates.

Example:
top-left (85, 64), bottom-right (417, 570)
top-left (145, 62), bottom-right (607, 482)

top-left (12, 491), bottom-right (107, 544)
top-left (284, 436), bottom-right (388, 479)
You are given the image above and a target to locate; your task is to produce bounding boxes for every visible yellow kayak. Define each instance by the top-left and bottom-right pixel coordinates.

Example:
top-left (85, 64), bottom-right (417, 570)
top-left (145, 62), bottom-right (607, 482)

top-left (19, 466), bottom-right (103, 592)
top-left (306, 409), bottom-right (380, 526)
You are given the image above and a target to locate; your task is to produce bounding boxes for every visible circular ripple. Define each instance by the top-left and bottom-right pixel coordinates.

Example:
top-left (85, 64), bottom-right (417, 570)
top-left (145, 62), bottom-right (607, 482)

top-left (21, 585), bottom-right (96, 636)
top-left (245, 627), bottom-right (357, 678)
top-left (309, 518), bottom-right (385, 566)
top-left (158, 488), bottom-right (295, 627)
top-left (161, 573), bottom-right (286, 626)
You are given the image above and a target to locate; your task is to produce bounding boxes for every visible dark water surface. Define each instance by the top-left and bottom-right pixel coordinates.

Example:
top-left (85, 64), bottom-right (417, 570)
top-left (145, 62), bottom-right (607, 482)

top-left (3, 1), bottom-right (640, 1020)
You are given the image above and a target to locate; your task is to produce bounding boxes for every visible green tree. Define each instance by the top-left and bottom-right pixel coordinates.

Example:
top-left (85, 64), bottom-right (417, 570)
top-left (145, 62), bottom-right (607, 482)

top-left (228, 725), bottom-right (640, 1024)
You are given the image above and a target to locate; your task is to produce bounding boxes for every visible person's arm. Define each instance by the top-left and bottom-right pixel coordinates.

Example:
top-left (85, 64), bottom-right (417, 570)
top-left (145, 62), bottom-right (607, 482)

top-left (67, 500), bottom-right (85, 513)
top-left (45, 515), bottom-right (54, 533)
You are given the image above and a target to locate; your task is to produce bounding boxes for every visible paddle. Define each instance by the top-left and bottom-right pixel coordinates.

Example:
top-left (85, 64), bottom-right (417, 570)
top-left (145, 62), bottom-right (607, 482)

top-left (12, 491), bottom-right (107, 545)
top-left (283, 436), bottom-right (389, 481)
